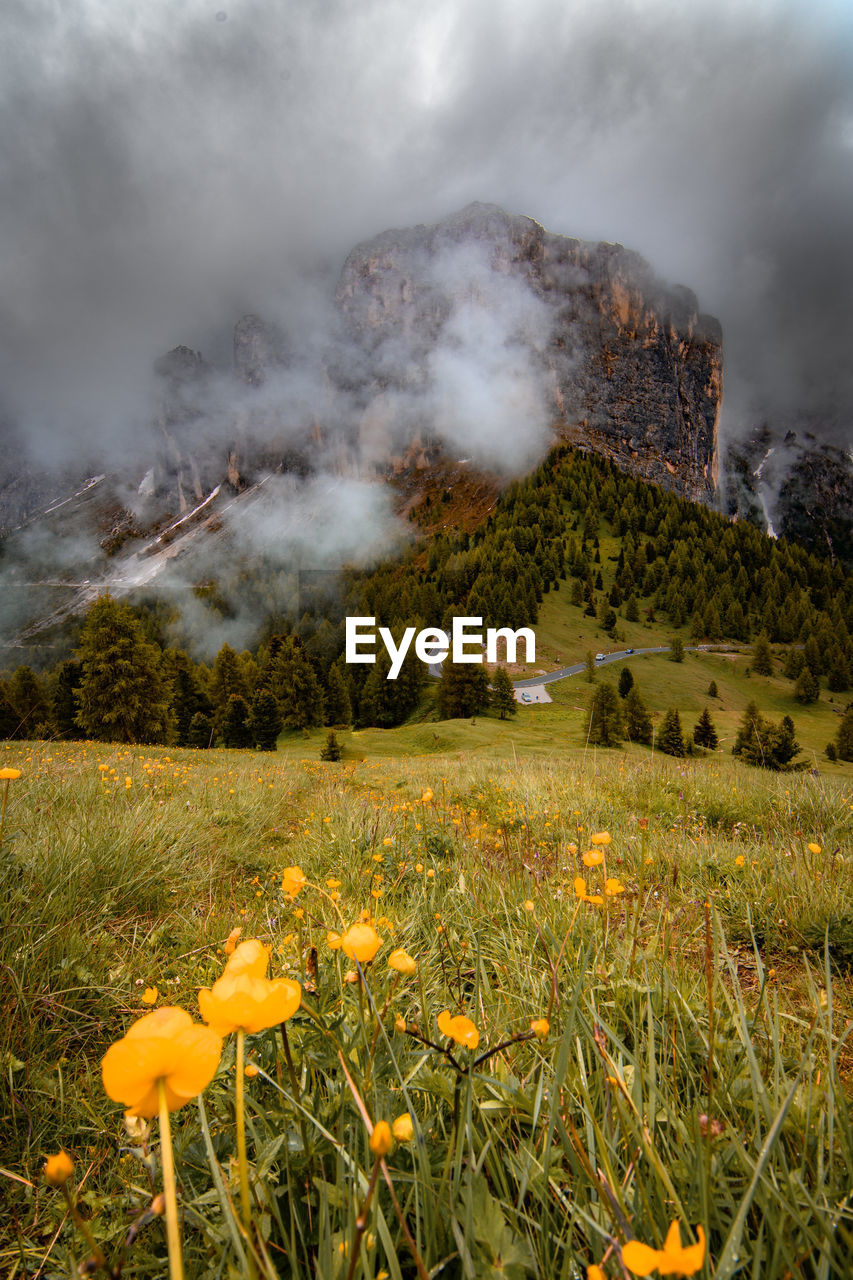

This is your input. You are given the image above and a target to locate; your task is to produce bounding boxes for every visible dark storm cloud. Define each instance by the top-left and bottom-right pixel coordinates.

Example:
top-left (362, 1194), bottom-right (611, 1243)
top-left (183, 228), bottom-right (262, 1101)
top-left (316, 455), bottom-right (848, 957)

top-left (1, 0), bottom-right (852, 467)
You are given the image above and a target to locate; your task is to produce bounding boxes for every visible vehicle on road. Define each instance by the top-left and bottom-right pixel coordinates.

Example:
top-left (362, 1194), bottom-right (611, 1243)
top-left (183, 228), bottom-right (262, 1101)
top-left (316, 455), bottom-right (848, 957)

top-left (595, 653), bottom-right (605, 661)
top-left (521, 692), bottom-right (532, 703)
top-left (625, 648), bottom-right (634, 654)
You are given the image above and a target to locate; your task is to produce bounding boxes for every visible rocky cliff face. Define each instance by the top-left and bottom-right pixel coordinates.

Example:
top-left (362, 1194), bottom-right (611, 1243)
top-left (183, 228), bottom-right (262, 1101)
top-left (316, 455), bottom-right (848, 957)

top-left (335, 203), bottom-right (722, 502)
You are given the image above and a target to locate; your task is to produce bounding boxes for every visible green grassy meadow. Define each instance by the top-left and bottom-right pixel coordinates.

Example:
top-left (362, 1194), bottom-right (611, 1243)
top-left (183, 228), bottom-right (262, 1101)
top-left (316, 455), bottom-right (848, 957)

top-left (1, 705), bottom-right (852, 1277)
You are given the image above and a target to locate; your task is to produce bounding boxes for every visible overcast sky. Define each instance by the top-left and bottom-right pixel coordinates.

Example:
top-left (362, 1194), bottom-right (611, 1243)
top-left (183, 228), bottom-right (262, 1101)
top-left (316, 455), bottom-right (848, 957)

top-left (2, 0), bottom-right (852, 467)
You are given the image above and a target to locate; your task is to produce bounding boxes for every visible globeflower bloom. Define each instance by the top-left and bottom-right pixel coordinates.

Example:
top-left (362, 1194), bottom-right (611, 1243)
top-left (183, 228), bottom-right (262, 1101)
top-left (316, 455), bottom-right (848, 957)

top-left (223, 938), bottom-right (270, 978)
top-left (44, 1151), bottom-right (74, 1186)
top-left (622, 1221), bottom-right (706, 1277)
top-left (341, 923), bottom-right (382, 963)
top-left (392, 1112), bottom-right (414, 1142)
top-left (530, 1018), bottom-right (550, 1039)
top-left (102, 1007), bottom-right (222, 1118)
top-left (369, 1120), bottom-right (394, 1156)
top-left (0, 767), bottom-right (22, 780)
top-left (437, 1010), bottom-right (480, 1049)
top-left (282, 865), bottom-right (307, 898)
top-left (591, 831), bottom-right (611, 846)
top-left (388, 948), bottom-right (417, 975)
top-left (199, 964), bottom-right (301, 1036)
top-left (583, 849), bottom-right (604, 867)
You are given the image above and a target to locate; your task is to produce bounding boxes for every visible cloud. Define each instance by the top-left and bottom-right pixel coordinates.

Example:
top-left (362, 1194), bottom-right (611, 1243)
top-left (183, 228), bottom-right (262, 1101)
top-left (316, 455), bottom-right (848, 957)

top-left (0, 0), bottom-right (851, 482)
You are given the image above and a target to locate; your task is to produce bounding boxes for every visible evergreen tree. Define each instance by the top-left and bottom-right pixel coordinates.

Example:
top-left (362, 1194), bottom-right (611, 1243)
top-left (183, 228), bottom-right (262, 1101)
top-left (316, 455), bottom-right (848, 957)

top-left (320, 730), bottom-right (342, 761)
top-left (794, 667), bottom-right (820, 704)
top-left (624, 593), bottom-right (639, 622)
top-left (220, 694), bottom-right (253, 748)
top-left (623, 687), bottom-right (652, 744)
top-left (837, 706), bottom-right (853, 762)
top-left (669, 636), bottom-right (685, 663)
top-left (324, 660), bottom-right (353, 726)
top-left (617, 667), bottom-right (634, 698)
top-left (490, 666), bottom-right (518, 720)
top-left (249, 688), bottom-right (283, 750)
top-left (587, 682), bottom-right (624, 747)
top-left (658, 708), bottom-right (685, 756)
top-left (168, 653), bottom-right (211, 746)
top-left (270, 638), bottom-right (325, 729)
top-left (707, 680), bottom-right (718, 698)
top-left (8, 666), bottom-right (53, 737)
top-left (751, 634), bottom-right (773, 676)
top-left (53, 660), bottom-right (83, 739)
top-left (693, 707), bottom-right (719, 749)
top-left (783, 647), bottom-right (805, 680)
top-left (210, 643), bottom-right (249, 718)
top-left (0, 680), bottom-right (19, 739)
top-left (187, 711), bottom-right (213, 748)
top-left (75, 595), bottom-right (171, 743)
top-left (438, 661), bottom-right (491, 719)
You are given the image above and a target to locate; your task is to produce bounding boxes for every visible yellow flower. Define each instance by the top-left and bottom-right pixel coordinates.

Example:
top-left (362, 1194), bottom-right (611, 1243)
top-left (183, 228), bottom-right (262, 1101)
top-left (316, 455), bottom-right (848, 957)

top-left (604, 878), bottom-right (625, 896)
top-left (394, 1015), bottom-right (407, 1032)
top-left (808, 842), bottom-right (821, 855)
top-left (327, 931), bottom-right (343, 949)
top-left (524, 900), bottom-right (535, 912)
top-left (591, 831), bottom-right (611, 846)
top-left (282, 866), bottom-right (307, 898)
top-left (622, 1221), bottom-right (706, 1277)
top-left (388, 948), bottom-right (417, 976)
top-left (734, 855), bottom-right (745, 867)
top-left (583, 849), bottom-right (604, 867)
top-left (369, 1120), bottom-right (394, 1156)
top-left (574, 876), bottom-right (588, 899)
top-left (0, 767), bottom-right (22, 780)
top-left (392, 1112), bottom-right (414, 1142)
top-left (341, 923), bottom-right (382, 963)
top-left (244, 1063), bottom-right (259, 1078)
top-left (326, 877), bottom-right (342, 889)
top-left (421, 789), bottom-right (433, 803)
top-left (199, 960), bottom-right (301, 1036)
top-left (530, 1018), bottom-right (549, 1039)
top-left (587, 1267), bottom-right (606, 1280)
top-left (141, 987), bottom-right (158, 1005)
top-left (102, 1007), bottom-right (222, 1118)
top-left (44, 1151), bottom-right (74, 1186)
top-left (224, 939), bottom-right (270, 978)
top-left (437, 1010), bottom-right (480, 1049)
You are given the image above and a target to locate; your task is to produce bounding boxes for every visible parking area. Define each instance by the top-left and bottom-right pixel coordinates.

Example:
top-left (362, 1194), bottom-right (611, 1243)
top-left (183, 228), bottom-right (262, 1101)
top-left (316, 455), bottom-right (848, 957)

top-left (514, 684), bottom-right (552, 704)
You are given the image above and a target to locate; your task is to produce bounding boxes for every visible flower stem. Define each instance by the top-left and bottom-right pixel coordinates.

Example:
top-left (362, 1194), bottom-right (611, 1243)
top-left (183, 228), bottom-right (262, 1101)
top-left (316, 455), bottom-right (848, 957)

top-left (235, 1029), bottom-right (257, 1279)
top-left (157, 1079), bottom-right (185, 1280)
top-left (0, 778), bottom-right (10, 846)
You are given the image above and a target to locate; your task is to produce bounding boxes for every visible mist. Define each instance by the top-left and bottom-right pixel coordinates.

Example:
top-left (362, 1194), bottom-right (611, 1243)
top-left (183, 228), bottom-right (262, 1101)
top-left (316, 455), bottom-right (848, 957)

top-left (1, 0), bottom-right (852, 654)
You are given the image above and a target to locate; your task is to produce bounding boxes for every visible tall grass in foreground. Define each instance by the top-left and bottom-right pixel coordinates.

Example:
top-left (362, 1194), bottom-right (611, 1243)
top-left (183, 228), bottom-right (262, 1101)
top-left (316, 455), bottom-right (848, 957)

top-left (1, 739), bottom-right (851, 1277)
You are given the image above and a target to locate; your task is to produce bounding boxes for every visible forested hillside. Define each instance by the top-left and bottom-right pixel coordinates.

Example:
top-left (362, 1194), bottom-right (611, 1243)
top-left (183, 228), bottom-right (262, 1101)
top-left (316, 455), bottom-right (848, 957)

top-left (2, 446), bottom-right (852, 745)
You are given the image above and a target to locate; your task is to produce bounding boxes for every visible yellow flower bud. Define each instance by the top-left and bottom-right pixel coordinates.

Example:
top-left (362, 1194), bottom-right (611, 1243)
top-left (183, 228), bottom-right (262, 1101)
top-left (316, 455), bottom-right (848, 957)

top-left (369, 1120), bottom-right (394, 1156)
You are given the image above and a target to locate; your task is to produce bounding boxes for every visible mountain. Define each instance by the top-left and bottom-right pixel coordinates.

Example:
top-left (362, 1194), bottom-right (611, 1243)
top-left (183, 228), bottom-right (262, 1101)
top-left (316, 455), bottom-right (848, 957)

top-left (1, 202), bottom-right (726, 650)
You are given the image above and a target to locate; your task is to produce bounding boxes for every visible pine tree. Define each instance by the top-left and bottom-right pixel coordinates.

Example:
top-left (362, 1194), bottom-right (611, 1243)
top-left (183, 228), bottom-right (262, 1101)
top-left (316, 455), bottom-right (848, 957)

top-left (795, 667), bottom-right (820, 704)
top-left (75, 595), bottom-right (171, 743)
top-left (751, 634), bottom-right (773, 676)
top-left (249, 688), bottom-right (283, 750)
top-left (623, 687), bottom-right (652, 744)
top-left (324, 660), bottom-right (352, 726)
top-left (707, 680), bottom-right (718, 698)
top-left (187, 711), bottom-right (213, 748)
top-left (669, 636), bottom-right (685, 663)
top-left (270, 638), bottom-right (325, 729)
top-left (625, 594), bottom-right (639, 623)
top-left (837, 706), bottom-right (853, 762)
top-left (53, 661), bottom-right (83, 739)
top-left (437, 662), bottom-right (491, 719)
top-left (693, 707), bottom-right (719, 749)
top-left (783, 647), bottom-right (805, 680)
top-left (210, 644), bottom-right (249, 719)
top-left (320, 730), bottom-right (342, 761)
top-left (617, 667), bottom-right (634, 698)
top-left (587, 682), bottom-right (624, 747)
top-left (8, 666), bottom-right (53, 738)
top-left (658, 708), bottom-right (685, 757)
top-left (490, 666), bottom-right (518, 719)
top-left (220, 694), bottom-right (253, 748)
